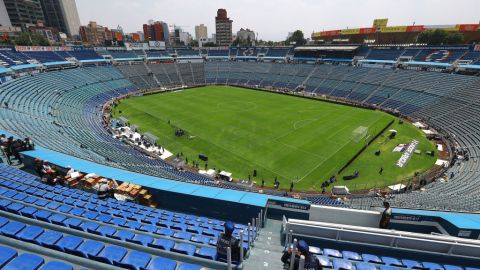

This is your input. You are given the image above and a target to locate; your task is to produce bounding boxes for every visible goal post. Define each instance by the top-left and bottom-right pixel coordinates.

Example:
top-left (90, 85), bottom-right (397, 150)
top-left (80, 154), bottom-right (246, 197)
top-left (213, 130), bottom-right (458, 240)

top-left (351, 126), bottom-right (368, 143)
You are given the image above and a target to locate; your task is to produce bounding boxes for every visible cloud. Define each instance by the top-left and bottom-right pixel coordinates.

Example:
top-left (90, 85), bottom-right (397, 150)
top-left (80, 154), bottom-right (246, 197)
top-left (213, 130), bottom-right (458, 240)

top-left (76, 0), bottom-right (480, 41)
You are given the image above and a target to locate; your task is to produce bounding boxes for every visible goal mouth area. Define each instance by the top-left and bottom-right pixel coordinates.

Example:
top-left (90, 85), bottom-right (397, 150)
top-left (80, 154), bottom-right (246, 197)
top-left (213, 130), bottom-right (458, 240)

top-left (351, 126), bottom-right (369, 143)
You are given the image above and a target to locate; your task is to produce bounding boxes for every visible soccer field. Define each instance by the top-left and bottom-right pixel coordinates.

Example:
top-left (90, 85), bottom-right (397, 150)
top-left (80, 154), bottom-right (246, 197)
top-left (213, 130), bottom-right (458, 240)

top-left (114, 86), bottom-right (436, 192)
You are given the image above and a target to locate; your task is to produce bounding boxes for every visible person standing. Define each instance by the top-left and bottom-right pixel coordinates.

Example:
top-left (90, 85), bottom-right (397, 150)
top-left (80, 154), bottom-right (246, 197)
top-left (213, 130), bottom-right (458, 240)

top-left (379, 201), bottom-right (392, 229)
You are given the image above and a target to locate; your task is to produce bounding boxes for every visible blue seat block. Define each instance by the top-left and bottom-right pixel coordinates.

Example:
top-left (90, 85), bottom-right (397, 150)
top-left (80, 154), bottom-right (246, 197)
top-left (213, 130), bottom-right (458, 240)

top-left (39, 261), bottom-right (73, 270)
top-left (0, 246), bottom-right (17, 268)
top-left (90, 245), bottom-right (127, 265)
top-left (116, 250), bottom-right (151, 270)
top-left (33, 210), bottom-right (52, 221)
top-left (177, 263), bottom-right (203, 270)
top-left (54, 235), bottom-right (83, 252)
top-left (128, 234), bottom-right (154, 246)
top-left (333, 259), bottom-right (353, 270)
top-left (324, 248), bottom-right (342, 258)
top-left (172, 243), bottom-right (196, 256)
top-left (309, 246), bottom-right (322, 255)
top-left (0, 216), bottom-right (8, 227)
top-left (19, 206), bottom-right (38, 218)
top-left (5, 202), bottom-right (24, 214)
top-left (173, 231), bottom-right (192, 241)
top-left (382, 257), bottom-right (403, 267)
top-left (356, 262), bottom-right (378, 270)
top-left (423, 262), bottom-right (444, 270)
top-left (363, 254), bottom-right (382, 264)
top-left (380, 266), bottom-right (400, 270)
top-left (402, 259), bottom-right (423, 269)
top-left (17, 225), bottom-right (44, 242)
top-left (1, 221), bottom-right (26, 237)
top-left (146, 257), bottom-right (177, 270)
top-left (3, 253), bottom-right (44, 270)
top-left (343, 251), bottom-right (362, 261)
top-left (444, 265), bottom-right (463, 270)
top-left (191, 235), bottom-right (211, 245)
top-left (148, 238), bottom-right (175, 251)
top-left (64, 218), bottom-right (82, 228)
top-left (49, 214), bottom-right (67, 225)
top-left (72, 240), bottom-right (105, 258)
top-left (111, 230), bottom-right (135, 241)
top-left (157, 227), bottom-right (174, 237)
top-left (80, 221), bottom-right (99, 232)
top-left (195, 247), bottom-right (217, 260)
top-left (35, 230), bottom-right (63, 247)
top-left (95, 226), bottom-right (116, 237)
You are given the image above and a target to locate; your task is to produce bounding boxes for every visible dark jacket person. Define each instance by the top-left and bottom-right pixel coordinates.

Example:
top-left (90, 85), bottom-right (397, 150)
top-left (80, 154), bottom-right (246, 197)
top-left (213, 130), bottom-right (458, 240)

top-left (216, 221), bottom-right (241, 263)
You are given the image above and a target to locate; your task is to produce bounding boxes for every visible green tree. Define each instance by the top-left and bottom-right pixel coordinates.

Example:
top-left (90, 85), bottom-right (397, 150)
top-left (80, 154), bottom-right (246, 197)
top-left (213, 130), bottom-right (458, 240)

top-left (417, 29), bottom-right (464, 45)
top-left (14, 32), bottom-right (50, 46)
top-left (189, 39), bottom-right (199, 47)
top-left (286, 30), bottom-right (306, 46)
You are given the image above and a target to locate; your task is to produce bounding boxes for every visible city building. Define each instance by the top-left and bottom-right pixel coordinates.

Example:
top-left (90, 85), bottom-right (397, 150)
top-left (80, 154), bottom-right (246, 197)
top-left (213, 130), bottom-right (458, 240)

top-left (143, 21), bottom-right (169, 43)
top-left (79, 21), bottom-right (112, 46)
top-left (3, 0), bottom-right (45, 30)
top-left (237, 28), bottom-right (255, 42)
top-left (195, 24), bottom-right (208, 41)
top-left (0, 0), bottom-right (11, 27)
top-left (39, 0), bottom-right (81, 38)
top-left (172, 26), bottom-right (192, 46)
top-left (27, 21), bottom-right (60, 44)
top-left (215, 8), bottom-right (232, 46)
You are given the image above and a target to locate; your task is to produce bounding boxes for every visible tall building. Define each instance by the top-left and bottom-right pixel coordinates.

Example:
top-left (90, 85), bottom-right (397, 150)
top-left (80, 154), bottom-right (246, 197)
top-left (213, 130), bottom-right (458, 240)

top-left (0, 0), bottom-right (12, 27)
top-left (79, 21), bottom-right (112, 46)
top-left (39, 0), bottom-right (81, 37)
top-left (143, 21), bottom-right (169, 43)
top-left (237, 28), bottom-right (255, 42)
top-left (195, 24), bottom-right (208, 41)
top-left (215, 8), bottom-right (232, 46)
top-left (3, 0), bottom-right (45, 30)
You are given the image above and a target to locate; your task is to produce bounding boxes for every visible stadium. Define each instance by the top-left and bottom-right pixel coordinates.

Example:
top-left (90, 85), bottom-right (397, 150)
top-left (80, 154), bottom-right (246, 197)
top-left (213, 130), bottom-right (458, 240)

top-left (0, 2), bottom-right (480, 270)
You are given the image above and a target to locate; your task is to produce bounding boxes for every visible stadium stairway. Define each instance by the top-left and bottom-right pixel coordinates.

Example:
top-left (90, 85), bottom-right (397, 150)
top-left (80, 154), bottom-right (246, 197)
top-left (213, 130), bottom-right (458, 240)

top-left (243, 219), bottom-right (285, 270)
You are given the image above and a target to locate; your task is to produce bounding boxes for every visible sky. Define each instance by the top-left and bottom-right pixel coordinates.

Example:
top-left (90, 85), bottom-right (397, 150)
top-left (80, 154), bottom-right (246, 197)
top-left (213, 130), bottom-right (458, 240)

top-left (76, 0), bottom-right (480, 41)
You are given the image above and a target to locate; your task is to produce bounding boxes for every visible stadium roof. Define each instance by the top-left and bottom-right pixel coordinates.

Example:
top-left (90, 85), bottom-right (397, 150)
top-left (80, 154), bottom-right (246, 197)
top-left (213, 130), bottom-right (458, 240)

top-left (295, 46), bottom-right (359, 51)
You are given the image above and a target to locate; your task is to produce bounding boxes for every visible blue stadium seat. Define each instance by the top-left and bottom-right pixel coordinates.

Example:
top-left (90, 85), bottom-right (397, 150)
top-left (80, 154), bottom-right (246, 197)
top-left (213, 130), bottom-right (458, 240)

top-left (90, 245), bottom-right (127, 265)
top-left (324, 248), bottom-right (342, 258)
top-left (148, 238), bottom-right (175, 251)
top-left (17, 225), bottom-right (44, 242)
top-left (356, 262), bottom-right (377, 270)
top-left (333, 259), bottom-right (354, 270)
top-left (194, 247), bottom-right (217, 260)
top-left (0, 246), bottom-right (17, 268)
top-left (177, 263), bottom-right (204, 270)
top-left (315, 256), bottom-right (333, 268)
top-left (116, 250), bottom-right (152, 270)
top-left (0, 221), bottom-right (26, 237)
top-left (145, 257), bottom-right (177, 270)
top-left (70, 240), bottom-right (104, 258)
top-left (172, 243), bottom-right (197, 256)
top-left (3, 253), bottom-right (44, 270)
top-left (39, 261), bottom-right (74, 270)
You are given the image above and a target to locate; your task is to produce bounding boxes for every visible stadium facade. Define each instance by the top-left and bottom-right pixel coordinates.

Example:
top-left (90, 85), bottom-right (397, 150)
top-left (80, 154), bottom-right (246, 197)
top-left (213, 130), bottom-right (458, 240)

top-left (312, 18), bottom-right (480, 44)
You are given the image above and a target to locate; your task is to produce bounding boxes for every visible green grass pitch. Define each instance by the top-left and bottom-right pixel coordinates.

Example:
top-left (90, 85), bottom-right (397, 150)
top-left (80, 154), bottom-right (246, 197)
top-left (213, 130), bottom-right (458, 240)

top-left (114, 86), bottom-right (436, 192)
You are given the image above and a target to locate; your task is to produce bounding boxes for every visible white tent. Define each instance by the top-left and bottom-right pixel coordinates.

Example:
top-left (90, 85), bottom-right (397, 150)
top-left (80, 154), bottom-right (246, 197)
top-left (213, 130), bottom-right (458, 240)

top-left (332, 186), bottom-right (350, 195)
top-left (388, 184), bottom-right (406, 192)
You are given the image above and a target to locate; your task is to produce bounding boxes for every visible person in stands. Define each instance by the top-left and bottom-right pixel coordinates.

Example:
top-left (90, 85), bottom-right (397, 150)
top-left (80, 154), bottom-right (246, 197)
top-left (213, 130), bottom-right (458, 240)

top-left (216, 221), bottom-right (241, 263)
top-left (43, 170), bottom-right (58, 186)
top-left (379, 201), bottom-right (392, 229)
top-left (281, 240), bottom-right (319, 270)
top-left (107, 179), bottom-right (119, 198)
top-left (95, 179), bottom-right (111, 199)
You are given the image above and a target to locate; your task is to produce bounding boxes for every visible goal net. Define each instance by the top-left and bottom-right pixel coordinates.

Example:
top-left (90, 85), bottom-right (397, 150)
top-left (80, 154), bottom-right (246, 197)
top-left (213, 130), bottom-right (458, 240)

top-left (351, 126), bottom-right (368, 143)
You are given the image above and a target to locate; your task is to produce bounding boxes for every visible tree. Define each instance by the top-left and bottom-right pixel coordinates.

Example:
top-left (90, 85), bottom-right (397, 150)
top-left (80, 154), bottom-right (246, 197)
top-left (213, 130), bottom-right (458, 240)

top-left (14, 32), bottom-right (50, 46)
top-left (189, 39), bottom-right (199, 47)
top-left (417, 29), bottom-right (464, 45)
top-left (286, 30), bottom-right (306, 46)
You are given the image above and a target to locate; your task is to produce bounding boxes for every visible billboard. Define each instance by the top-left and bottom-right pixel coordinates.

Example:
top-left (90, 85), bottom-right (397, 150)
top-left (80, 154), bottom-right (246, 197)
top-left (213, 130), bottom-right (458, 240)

top-left (320, 30), bottom-right (340, 37)
top-left (380, 26), bottom-right (408, 33)
top-left (124, 42), bottom-right (149, 50)
top-left (15, 46), bottom-right (73, 52)
top-left (148, 41), bottom-right (166, 50)
top-left (360, 27), bottom-right (377, 34)
top-left (340, 28), bottom-right (360, 35)
top-left (373, 19), bottom-right (389, 28)
top-left (458, 24), bottom-right (480, 32)
top-left (406, 25), bottom-right (425, 32)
